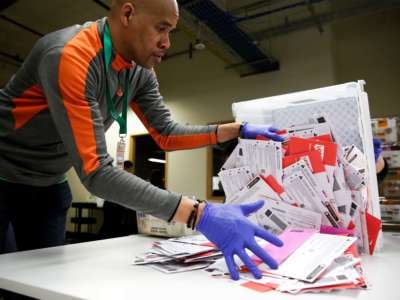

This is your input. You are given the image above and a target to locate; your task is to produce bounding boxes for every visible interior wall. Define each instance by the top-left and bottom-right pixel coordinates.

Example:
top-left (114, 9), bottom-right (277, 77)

top-left (0, 63), bottom-right (18, 86)
top-left (331, 9), bottom-right (400, 117)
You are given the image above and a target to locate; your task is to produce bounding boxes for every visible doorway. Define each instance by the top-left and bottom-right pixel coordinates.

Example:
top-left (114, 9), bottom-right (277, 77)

top-left (129, 134), bottom-right (166, 188)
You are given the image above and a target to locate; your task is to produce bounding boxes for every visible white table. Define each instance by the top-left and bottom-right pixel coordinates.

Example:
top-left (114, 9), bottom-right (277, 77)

top-left (0, 232), bottom-right (399, 300)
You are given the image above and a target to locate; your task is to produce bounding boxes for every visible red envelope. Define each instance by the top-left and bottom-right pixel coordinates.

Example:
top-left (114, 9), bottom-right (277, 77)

top-left (366, 212), bottom-right (382, 255)
top-left (347, 220), bottom-right (356, 230)
top-left (241, 281), bottom-right (276, 293)
top-left (309, 139), bottom-right (337, 167)
top-left (283, 150), bottom-right (325, 173)
top-left (261, 174), bottom-right (284, 195)
top-left (286, 137), bottom-right (313, 154)
top-left (344, 242), bottom-right (360, 258)
top-left (287, 137), bottom-right (337, 167)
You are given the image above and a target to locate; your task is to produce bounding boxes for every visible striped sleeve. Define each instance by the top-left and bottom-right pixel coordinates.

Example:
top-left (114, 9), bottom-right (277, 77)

top-left (131, 70), bottom-right (218, 151)
top-left (36, 30), bottom-right (181, 221)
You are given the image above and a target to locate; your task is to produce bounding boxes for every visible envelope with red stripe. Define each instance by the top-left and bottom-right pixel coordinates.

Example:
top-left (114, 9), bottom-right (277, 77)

top-left (286, 136), bottom-right (338, 195)
top-left (261, 174), bottom-right (296, 205)
top-left (283, 151), bottom-right (342, 227)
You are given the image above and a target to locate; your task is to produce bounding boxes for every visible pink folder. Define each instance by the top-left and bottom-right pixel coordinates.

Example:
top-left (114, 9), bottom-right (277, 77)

top-left (252, 228), bottom-right (317, 265)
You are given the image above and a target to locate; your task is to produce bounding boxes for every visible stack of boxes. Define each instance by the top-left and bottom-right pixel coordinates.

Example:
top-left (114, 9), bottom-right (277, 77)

top-left (372, 117), bottom-right (400, 227)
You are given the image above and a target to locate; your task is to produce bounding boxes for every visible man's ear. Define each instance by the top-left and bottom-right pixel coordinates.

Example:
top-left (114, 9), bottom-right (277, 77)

top-left (120, 2), bottom-right (135, 26)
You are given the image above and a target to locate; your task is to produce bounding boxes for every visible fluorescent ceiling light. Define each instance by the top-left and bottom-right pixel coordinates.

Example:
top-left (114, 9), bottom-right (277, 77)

top-left (148, 158), bottom-right (166, 164)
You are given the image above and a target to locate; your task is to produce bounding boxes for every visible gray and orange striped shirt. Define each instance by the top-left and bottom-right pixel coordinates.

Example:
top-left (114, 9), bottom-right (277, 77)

top-left (0, 18), bottom-right (217, 220)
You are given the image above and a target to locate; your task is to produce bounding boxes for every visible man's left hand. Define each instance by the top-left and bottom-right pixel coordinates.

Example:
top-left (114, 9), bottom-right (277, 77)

top-left (240, 122), bottom-right (284, 142)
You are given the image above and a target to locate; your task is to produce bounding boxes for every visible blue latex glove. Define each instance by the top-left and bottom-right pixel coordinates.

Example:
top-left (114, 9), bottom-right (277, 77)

top-left (373, 138), bottom-right (382, 162)
top-left (196, 200), bottom-right (283, 280)
top-left (240, 122), bottom-right (284, 142)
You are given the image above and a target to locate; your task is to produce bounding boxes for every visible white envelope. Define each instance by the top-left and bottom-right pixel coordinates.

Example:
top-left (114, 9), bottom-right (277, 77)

top-left (268, 233), bottom-right (357, 282)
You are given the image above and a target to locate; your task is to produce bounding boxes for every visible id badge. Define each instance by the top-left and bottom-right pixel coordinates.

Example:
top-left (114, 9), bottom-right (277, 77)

top-left (116, 136), bottom-right (126, 169)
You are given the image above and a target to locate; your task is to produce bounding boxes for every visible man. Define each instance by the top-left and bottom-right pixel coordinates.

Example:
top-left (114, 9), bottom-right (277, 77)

top-left (0, 0), bottom-right (284, 281)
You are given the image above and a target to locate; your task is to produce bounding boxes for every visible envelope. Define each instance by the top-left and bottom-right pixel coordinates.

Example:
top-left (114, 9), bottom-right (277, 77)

top-left (284, 150), bottom-right (340, 220)
top-left (256, 201), bottom-right (322, 235)
top-left (267, 233), bottom-right (357, 282)
top-left (287, 137), bottom-right (338, 196)
top-left (365, 212), bottom-right (381, 255)
top-left (261, 174), bottom-right (296, 205)
top-left (227, 175), bottom-right (281, 205)
top-left (283, 150), bottom-right (325, 173)
top-left (287, 137), bottom-right (338, 167)
top-left (311, 134), bottom-right (333, 142)
top-left (252, 228), bottom-right (317, 265)
top-left (284, 123), bottom-right (332, 140)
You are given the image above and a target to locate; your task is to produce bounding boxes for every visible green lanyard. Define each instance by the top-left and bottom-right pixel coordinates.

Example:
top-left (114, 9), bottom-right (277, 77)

top-left (103, 22), bottom-right (129, 136)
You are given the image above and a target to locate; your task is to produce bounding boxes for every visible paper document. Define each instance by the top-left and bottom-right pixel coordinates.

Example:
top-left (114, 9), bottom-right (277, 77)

top-left (221, 144), bottom-right (241, 170)
top-left (227, 176), bottom-right (281, 205)
top-left (218, 166), bottom-right (253, 199)
top-left (152, 240), bottom-right (215, 258)
top-left (133, 234), bottom-right (220, 273)
top-left (238, 139), bottom-right (283, 183)
top-left (168, 234), bottom-right (213, 246)
top-left (284, 123), bottom-right (331, 140)
top-left (150, 261), bottom-right (212, 274)
top-left (256, 200), bottom-right (322, 235)
top-left (268, 233), bottom-right (356, 282)
top-left (253, 228), bottom-right (317, 265)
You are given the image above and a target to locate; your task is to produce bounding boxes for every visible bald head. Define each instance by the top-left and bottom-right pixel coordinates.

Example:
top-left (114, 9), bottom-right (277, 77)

top-left (107, 0), bottom-right (179, 68)
top-left (111, 0), bottom-right (178, 17)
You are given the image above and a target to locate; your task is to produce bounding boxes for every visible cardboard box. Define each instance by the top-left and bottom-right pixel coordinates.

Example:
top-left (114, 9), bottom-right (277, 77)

top-left (136, 212), bottom-right (193, 237)
top-left (371, 117), bottom-right (399, 144)
top-left (382, 179), bottom-right (400, 198)
top-left (380, 199), bottom-right (400, 223)
top-left (382, 147), bottom-right (400, 169)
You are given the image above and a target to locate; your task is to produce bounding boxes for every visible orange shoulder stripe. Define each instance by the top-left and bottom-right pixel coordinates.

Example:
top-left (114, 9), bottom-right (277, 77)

top-left (58, 22), bottom-right (103, 175)
top-left (12, 85), bottom-right (47, 129)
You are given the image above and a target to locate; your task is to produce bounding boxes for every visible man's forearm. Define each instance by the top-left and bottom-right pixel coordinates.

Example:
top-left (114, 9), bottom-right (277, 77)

top-left (216, 122), bottom-right (241, 143)
top-left (171, 123), bottom-right (242, 226)
top-left (172, 196), bottom-right (206, 228)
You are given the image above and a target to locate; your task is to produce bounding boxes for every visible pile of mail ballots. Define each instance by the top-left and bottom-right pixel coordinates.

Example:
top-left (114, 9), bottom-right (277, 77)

top-left (204, 228), bottom-right (367, 294)
top-left (133, 228), bottom-right (367, 294)
top-left (219, 119), bottom-right (381, 255)
top-left (132, 234), bottom-right (222, 273)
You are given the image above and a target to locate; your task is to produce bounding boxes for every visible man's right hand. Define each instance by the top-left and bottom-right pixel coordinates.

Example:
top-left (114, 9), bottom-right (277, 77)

top-left (196, 200), bottom-right (283, 280)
